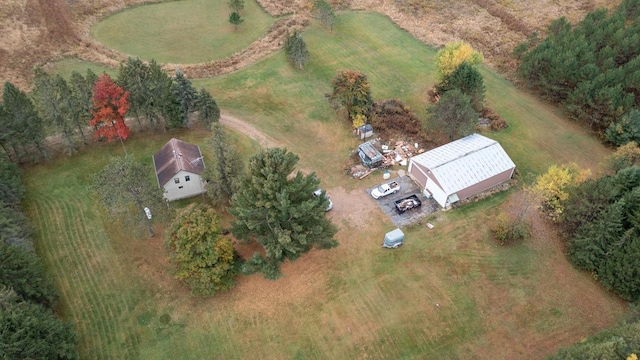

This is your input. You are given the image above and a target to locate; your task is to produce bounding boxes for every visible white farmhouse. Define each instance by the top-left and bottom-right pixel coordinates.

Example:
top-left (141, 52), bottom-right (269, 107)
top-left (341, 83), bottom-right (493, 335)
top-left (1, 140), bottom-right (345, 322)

top-left (408, 134), bottom-right (516, 209)
top-left (153, 138), bottom-right (206, 201)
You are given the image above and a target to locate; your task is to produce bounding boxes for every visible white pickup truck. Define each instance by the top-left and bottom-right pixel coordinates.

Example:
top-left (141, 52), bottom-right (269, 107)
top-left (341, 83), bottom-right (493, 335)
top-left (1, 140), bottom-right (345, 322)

top-left (371, 181), bottom-right (400, 199)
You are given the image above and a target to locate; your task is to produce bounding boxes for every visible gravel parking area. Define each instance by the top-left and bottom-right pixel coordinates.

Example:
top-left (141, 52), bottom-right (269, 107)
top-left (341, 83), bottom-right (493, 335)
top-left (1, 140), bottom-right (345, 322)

top-left (367, 175), bottom-right (439, 227)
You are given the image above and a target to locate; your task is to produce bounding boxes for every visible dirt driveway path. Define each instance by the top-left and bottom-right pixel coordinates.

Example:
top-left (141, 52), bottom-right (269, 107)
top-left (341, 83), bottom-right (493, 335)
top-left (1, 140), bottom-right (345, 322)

top-left (220, 111), bottom-right (377, 229)
top-left (219, 112), bottom-right (281, 149)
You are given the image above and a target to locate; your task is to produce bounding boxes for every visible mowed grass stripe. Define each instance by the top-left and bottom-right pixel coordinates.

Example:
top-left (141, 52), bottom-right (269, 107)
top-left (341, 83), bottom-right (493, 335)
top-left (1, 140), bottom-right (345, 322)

top-left (38, 194), bottom-right (119, 359)
top-left (31, 192), bottom-right (112, 359)
top-left (58, 196), bottom-right (134, 358)
top-left (30, 194), bottom-right (93, 351)
top-left (60, 194), bottom-right (142, 359)
top-left (31, 190), bottom-right (138, 359)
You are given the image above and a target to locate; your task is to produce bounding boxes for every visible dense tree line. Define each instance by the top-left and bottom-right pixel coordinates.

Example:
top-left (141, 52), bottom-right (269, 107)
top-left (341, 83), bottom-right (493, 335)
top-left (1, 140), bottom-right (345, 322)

top-left (517, 0), bottom-right (640, 142)
top-left (547, 315), bottom-right (639, 359)
top-left (0, 156), bottom-right (78, 359)
top-left (0, 82), bottom-right (47, 162)
top-left (0, 58), bottom-right (220, 162)
top-left (115, 58), bottom-right (219, 130)
top-left (559, 164), bottom-right (640, 301)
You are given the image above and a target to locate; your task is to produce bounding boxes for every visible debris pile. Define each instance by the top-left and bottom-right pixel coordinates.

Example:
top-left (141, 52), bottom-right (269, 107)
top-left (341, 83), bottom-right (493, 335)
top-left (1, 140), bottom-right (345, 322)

top-left (380, 141), bottom-right (424, 168)
top-left (349, 139), bottom-right (425, 178)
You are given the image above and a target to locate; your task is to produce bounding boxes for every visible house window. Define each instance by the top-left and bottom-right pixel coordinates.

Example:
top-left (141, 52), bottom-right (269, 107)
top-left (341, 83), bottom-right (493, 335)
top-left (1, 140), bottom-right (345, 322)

top-left (185, 175), bottom-right (191, 182)
top-left (174, 178), bottom-right (180, 184)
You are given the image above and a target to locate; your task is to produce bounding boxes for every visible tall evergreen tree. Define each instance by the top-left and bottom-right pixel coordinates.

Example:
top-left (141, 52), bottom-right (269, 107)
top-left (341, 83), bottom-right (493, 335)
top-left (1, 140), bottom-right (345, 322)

top-left (428, 89), bottom-right (477, 140)
top-left (0, 156), bottom-right (31, 248)
top-left (0, 288), bottom-right (78, 360)
top-left (230, 148), bottom-right (337, 279)
top-left (203, 123), bottom-right (243, 205)
top-left (606, 109), bottom-right (640, 146)
top-left (117, 57), bottom-right (150, 129)
top-left (312, 0), bottom-right (336, 32)
top-left (32, 67), bottom-right (77, 153)
top-left (195, 88), bottom-right (220, 127)
top-left (438, 61), bottom-right (486, 112)
top-left (2, 82), bottom-right (46, 160)
top-left (284, 30), bottom-right (310, 70)
top-left (0, 242), bottom-right (58, 307)
top-left (117, 58), bottom-right (175, 130)
top-left (229, 12), bottom-right (243, 30)
top-left (171, 68), bottom-right (198, 127)
top-left (68, 70), bottom-right (96, 145)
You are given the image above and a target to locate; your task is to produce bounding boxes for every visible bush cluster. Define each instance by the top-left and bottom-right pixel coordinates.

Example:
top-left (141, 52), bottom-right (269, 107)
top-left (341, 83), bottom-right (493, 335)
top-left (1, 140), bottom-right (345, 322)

top-left (490, 212), bottom-right (530, 246)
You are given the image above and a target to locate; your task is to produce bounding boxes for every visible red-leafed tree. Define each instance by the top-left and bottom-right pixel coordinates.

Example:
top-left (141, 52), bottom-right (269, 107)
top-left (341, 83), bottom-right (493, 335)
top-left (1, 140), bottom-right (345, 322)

top-left (90, 74), bottom-right (130, 142)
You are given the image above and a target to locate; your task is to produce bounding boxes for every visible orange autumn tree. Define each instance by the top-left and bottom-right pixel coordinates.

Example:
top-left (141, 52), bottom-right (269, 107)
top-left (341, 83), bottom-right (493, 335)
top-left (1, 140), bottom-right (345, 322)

top-left (90, 74), bottom-right (130, 142)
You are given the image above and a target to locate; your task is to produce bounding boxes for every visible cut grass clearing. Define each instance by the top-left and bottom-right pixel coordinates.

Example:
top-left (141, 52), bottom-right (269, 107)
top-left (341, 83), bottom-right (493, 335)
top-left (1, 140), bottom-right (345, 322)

top-left (50, 58), bottom-right (117, 80)
top-left (195, 11), bottom-right (611, 185)
top-left (90, 0), bottom-right (275, 64)
top-left (32, 11), bottom-right (627, 360)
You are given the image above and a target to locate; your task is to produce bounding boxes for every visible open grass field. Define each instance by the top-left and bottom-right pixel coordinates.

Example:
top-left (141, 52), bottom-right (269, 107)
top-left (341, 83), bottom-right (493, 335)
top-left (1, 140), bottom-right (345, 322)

top-left (50, 58), bottom-right (117, 80)
top-left (90, 0), bottom-right (275, 64)
top-left (27, 10), bottom-right (627, 360)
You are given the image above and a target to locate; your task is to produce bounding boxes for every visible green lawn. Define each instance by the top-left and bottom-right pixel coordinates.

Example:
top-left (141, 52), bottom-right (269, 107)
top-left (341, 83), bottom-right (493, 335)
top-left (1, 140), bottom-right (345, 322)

top-left (29, 11), bottom-right (626, 360)
top-left (90, 0), bottom-right (275, 64)
top-left (50, 58), bottom-right (116, 80)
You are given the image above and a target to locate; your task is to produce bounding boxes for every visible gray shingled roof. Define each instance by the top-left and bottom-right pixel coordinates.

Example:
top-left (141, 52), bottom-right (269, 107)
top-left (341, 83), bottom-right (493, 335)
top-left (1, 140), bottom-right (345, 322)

top-left (153, 138), bottom-right (205, 186)
top-left (410, 134), bottom-right (515, 194)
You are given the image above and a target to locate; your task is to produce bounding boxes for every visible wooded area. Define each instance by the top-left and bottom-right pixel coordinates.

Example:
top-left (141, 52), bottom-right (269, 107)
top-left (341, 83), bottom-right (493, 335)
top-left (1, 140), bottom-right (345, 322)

top-left (517, 0), bottom-right (640, 142)
top-left (0, 156), bottom-right (78, 359)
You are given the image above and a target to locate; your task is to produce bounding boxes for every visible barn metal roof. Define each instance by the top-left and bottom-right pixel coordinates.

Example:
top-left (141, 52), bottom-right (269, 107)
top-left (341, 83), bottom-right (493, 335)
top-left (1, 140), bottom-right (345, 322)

top-left (410, 134), bottom-right (515, 194)
top-left (153, 138), bottom-right (205, 186)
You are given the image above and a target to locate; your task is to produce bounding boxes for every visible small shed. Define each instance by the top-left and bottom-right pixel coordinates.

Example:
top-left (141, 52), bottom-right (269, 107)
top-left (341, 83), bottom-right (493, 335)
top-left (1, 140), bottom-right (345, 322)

top-left (357, 124), bottom-right (374, 139)
top-left (383, 228), bottom-right (404, 248)
top-left (153, 138), bottom-right (206, 201)
top-left (358, 141), bottom-right (383, 168)
top-left (408, 134), bottom-right (515, 208)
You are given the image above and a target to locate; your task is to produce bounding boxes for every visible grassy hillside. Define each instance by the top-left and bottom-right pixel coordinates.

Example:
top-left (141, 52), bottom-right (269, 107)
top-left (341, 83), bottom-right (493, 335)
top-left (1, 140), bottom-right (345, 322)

top-left (90, 0), bottom-right (275, 64)
top-left (27, 11), bottom-right (625, 359)
top-left (197, 12), bottom-right (611, 181)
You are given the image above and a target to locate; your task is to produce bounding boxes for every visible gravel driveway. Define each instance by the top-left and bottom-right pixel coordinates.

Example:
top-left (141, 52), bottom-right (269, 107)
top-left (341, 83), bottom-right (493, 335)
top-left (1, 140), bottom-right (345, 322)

top-left (367, 175), bottom-right (439, 227)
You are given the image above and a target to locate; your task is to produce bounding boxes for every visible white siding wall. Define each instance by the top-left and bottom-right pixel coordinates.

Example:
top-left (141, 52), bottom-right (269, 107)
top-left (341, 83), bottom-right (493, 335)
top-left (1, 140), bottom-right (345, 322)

top-left (162, 170), bottom-right (205, 201)
top-left (426, 177), bottom-right (448, 208)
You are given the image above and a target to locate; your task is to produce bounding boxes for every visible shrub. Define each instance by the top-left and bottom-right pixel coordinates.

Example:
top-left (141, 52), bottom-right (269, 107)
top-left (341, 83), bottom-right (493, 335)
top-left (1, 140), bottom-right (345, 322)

top-left (371, 99), bottom-right (428, 140)
top-left (490, 212), bottom-right (530, 246)
top-left (482, 108), bottom-right (508, 131)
